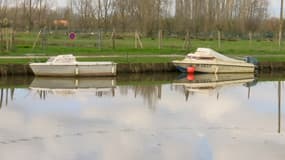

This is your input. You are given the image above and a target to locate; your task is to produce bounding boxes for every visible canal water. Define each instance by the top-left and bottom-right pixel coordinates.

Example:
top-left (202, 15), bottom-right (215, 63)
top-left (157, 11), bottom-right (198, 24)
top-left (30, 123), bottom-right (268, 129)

top-left (0, 73), bottom-right (284, 160)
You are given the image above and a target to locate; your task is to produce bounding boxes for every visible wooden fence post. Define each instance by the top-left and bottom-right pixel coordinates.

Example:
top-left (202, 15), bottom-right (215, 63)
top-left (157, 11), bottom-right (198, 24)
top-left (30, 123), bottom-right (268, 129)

top-left (158, 30), bottom-right (162, 49)
top-left (111, 28), bottom-right (116, 49)
top-left (33, 30), bottom-right (42, 50)
top-left (135, 31), bottom-right (143, 49)
top-left (183, 31), bottom-right (191, 50)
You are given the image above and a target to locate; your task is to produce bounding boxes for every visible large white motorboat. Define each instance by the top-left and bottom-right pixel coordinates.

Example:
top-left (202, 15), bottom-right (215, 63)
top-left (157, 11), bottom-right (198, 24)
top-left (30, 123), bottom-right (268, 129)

top-left (172, 48), bottom-right (256, 73)
top-left (29, 54), bottom-right (117, 76)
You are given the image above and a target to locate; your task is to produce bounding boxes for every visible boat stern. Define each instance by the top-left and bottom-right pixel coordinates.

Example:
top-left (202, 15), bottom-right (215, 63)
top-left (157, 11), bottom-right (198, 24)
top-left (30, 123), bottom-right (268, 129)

top-left (172, 60), bottom-right (195, 73)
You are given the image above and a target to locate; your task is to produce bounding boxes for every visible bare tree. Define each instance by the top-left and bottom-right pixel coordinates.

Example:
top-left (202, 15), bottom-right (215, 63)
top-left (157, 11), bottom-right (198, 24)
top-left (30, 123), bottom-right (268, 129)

top-left (102, 0), bottom-right (114, 31)
top-left (243, 0), bottom-right (268, 45)
top-left (0, 0), bottom-right (8, 18)
top-left (73, 0), bottom-right (94, 31)
top-left (279, 0), bottom-right (284, 48)
top-left (0, 0), bottom-right (274, 41)
top-left (28, 0), bottom-right (32, 31)
top-left (113, 0), bottom-right (131, 32)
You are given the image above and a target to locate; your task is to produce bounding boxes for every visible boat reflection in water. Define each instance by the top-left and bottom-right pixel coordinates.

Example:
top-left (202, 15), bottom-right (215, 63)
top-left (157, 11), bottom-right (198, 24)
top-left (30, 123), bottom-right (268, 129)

top-left (172, 73), bottom-right (257, 100)
top-left (29, 77), bottom-right (116, 99)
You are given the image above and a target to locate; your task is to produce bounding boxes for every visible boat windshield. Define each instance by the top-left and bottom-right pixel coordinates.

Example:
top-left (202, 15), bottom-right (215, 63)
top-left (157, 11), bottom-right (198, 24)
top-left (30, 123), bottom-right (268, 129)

top-left (47, 55), bottom-right (76, 63)
top-left (47, 57), bottom-right (55, 62)
top-left (196, 48), bottom-right (243, 63)
top-left (186, 53), bottom-right (215, 60)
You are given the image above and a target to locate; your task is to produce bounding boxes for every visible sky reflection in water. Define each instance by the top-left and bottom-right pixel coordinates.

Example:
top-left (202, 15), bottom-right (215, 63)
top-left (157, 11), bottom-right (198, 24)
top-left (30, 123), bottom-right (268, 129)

top-left (0, 74), bottom-right (284, 160)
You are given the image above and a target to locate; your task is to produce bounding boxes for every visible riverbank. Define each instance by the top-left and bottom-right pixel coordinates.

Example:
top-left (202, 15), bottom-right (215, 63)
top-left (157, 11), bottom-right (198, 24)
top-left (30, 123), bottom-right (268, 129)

top-left (0, 62), bottom-right (283, 76)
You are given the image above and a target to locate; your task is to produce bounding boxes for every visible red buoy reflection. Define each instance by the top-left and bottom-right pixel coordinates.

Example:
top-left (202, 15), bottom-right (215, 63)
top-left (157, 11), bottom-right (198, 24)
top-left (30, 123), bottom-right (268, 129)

top-left (187, 73), bottom-right (195, 81)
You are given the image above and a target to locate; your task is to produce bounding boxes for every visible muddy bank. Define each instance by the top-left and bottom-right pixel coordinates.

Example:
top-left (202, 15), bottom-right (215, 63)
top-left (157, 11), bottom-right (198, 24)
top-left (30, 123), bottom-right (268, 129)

top-left (256, 62), bottom-right (285, 73)
top-left (0, 62), bottom-right (283, 76)
top-left (117, 63), bottom-right (176, 73)
top-left (0, 64), bottom-right (33, 76)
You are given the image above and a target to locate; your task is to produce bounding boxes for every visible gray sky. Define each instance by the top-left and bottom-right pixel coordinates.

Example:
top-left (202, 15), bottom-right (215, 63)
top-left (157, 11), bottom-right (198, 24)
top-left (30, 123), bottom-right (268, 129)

top-left (56, 0), bottom-right (67, 7)
top-left (56, 0), bottom-right (281, 17)
top-left (269, 0), bottom-right (281, 17)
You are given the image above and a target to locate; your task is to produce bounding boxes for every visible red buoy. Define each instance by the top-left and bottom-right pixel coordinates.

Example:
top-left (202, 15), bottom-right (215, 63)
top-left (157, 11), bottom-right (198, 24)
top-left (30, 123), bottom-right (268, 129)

top-left (187, 66), bottom-right (195, 73)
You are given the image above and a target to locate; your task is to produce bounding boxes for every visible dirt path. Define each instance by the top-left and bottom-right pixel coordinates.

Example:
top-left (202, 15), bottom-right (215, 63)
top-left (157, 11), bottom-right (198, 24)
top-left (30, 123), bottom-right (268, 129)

top-left (0, 54), bottom-right (184, 59)
top-left (1, 54), bottom-right (285, 59)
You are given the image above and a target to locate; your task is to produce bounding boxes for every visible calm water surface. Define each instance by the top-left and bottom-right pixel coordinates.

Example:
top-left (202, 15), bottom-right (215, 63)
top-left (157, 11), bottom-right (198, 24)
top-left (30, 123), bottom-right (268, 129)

top-left (0, 73), bottom-right (284, 160)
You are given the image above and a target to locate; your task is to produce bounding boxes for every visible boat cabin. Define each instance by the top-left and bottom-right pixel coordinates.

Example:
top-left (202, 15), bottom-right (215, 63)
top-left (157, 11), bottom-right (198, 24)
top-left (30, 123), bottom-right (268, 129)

top-left (47, 55), bottom-right (76, 64)
top-left (186, 53), bottom-right (215, 60)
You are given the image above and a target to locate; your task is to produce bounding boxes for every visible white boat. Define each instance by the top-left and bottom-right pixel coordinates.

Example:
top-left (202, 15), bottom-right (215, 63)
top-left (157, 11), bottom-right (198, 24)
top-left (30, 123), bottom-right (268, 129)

top-left (172, 48), bottom-right (256, 73)
top-left (29, 54), bottom-right (117, 76)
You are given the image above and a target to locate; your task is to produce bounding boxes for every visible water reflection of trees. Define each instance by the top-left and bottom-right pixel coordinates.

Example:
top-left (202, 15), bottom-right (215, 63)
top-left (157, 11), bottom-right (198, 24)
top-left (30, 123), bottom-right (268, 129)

top-left (2, 82), bottom-right (162, 110)
top-left (116, 73), bottom-right (175, 109)
top-left (35, 88), bottom-right (116, 100)
top-left (172, 85), bottom-right (193, 101)
top-left (0, 88), bottom-right (15, 109)
top-left (278, 81), bottom-right (282, 134)
top-left (0, 76), bottom-right (33, 109)
top-left (119, 85), bottom-right (162, 109)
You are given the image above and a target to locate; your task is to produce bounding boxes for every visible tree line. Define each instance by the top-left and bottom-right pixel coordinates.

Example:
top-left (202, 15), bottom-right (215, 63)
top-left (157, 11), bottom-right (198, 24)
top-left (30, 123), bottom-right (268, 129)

top-left (0, 0), bottom-right (280, 39)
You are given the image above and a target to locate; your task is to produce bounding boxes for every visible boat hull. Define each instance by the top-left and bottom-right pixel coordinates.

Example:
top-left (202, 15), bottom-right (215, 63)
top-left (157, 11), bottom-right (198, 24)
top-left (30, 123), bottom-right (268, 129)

top-left (30, 63), bottom-right (117, 77)
top-left (173, 61), bottom-right (254, 73)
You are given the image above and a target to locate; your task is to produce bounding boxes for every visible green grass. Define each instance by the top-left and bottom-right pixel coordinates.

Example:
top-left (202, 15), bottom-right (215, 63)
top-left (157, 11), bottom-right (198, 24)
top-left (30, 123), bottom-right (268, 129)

top-left (0, 58), bottom-right (45, 64)
top-left (2, 32), bottom-right (285, 62)
top-left (15, 39), bottom-right (285, 56)
top-left (254, 56), bottom-right (285, 62)
top-left (1, 32), bottom-right (285, 55)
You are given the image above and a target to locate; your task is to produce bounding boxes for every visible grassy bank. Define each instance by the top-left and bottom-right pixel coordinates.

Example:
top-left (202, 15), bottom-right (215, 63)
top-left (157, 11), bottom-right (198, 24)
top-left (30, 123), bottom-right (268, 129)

top-left (10, 39), bottom-right (285, 56)
top-left (1, 32), bottom-right (285, 63)
top-left (1, 32), bottom-right (285, 56)
top-left (1, 55), bottom-right (285, 64)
